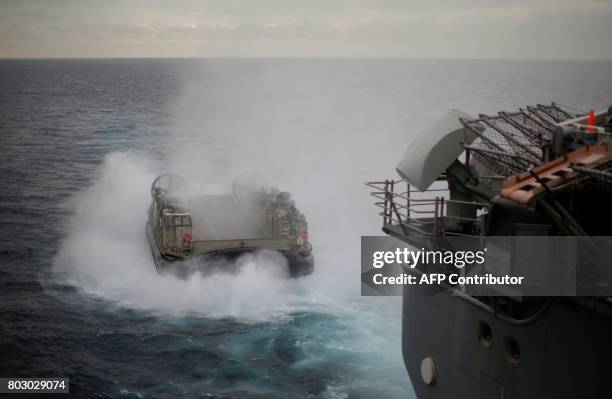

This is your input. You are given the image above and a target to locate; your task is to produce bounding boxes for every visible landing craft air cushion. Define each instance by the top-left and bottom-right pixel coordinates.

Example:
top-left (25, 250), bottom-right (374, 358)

top-left (147, 173), bottom-right (314, 278)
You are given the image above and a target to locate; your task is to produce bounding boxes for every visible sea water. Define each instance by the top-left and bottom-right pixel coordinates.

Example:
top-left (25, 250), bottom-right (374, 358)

top-left (1, 58), bottom-right (611, 398)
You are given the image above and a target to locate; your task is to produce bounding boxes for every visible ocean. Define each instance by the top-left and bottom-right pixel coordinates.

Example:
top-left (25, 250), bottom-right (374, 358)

top-left (1, 58), bottom-right (611, 398)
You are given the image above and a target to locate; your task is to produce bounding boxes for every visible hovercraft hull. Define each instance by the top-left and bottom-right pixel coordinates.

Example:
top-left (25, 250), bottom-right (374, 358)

top-left (146, 223), bottom-right (313, 279)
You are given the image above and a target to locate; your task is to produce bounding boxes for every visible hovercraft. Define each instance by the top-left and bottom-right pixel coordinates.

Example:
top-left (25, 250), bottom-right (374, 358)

top-left (147, 173), bottom-right (314, 278)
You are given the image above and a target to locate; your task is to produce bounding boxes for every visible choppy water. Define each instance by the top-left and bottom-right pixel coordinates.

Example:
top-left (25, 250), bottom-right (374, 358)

top-left (1, 58), bottom-right (611, 398)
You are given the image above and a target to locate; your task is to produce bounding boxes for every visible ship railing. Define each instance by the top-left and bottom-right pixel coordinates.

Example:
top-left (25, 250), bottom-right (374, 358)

top-left (563, 123), bottom-right (612, 138)
top-left (366, 180), bottom-right (487, 237)
top-left (558, 108), bottom-right (612, 139)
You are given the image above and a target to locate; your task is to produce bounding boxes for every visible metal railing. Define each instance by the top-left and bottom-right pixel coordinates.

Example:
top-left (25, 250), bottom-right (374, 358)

top-left (366, 179), bottom-right (488, 237)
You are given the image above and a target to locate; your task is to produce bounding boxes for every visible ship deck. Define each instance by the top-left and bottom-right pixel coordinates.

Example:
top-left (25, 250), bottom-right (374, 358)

top-left (189, 195), bottom-right (272, 241)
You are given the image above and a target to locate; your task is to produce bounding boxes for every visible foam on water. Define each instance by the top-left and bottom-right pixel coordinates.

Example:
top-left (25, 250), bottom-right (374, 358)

top-left (50, 150), bottom-right (412, 397)
top-left (51, 61), bottom-right (385, 320)
top-left (53, 152), bottom-right (325, 321)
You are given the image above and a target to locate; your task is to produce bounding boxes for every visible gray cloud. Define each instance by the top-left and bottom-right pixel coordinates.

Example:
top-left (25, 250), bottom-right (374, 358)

top-left (0, 0), bottom-right (611, 59)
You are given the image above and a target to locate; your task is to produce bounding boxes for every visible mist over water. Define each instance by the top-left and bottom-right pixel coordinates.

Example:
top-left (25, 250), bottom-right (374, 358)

top-left (36, 59), bottom-right (415, 397)
top-left (53, 60), bottom-right (393, 319)
top-left (53, 152), bottom-right (304, 321)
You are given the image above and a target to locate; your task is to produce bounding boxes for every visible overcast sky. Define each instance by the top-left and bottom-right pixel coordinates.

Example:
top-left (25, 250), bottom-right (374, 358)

top-left (1, 0), bottom-right (611, 59)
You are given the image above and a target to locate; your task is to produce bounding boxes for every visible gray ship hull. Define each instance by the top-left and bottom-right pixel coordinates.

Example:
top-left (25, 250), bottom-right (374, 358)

top-left (366, 103), bottom-right (612, 398)
top-left (403, 285), bottom-right (612, 398)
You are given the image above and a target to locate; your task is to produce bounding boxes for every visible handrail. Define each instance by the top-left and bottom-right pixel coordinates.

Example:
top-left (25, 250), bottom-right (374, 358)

top-left (566, 123), bottom-right (610, 135)
top-left (366, 179), bottom-right (485, 237)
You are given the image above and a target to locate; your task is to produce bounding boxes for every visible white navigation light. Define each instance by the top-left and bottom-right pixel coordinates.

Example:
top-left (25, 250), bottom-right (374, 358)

top-left (420, 356), bottom-right (438, 386)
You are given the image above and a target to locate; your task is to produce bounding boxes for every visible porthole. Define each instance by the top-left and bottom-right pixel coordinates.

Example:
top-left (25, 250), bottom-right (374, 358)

top-left (477, 321), bottom-right (492, 348)
top-left (505, 337), bottom-right (520, 366)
